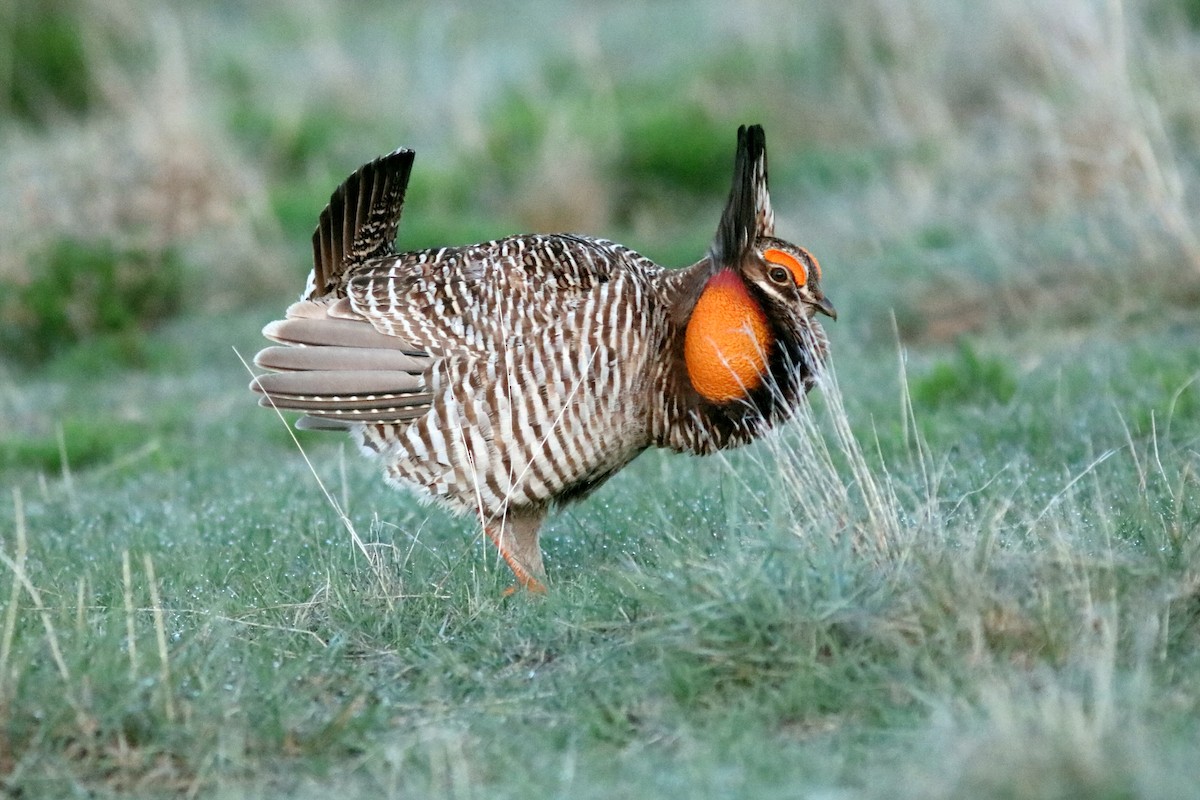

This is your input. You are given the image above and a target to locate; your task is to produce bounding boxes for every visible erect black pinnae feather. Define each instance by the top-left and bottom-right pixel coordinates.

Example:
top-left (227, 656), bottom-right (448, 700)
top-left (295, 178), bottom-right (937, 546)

top-left (710, 124), bottom-right (767, 266)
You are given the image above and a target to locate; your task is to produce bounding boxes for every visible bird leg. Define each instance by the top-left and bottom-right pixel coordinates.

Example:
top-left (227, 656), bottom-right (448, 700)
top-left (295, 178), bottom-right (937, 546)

top-left (483, 510), bottom-right (547, 594)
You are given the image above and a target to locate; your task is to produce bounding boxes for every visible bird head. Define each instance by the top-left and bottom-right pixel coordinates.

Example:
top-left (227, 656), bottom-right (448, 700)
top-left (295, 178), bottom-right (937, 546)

top-left (683, 125), bottom-right (835, 405)
top-left (710, 124), bottom-right (836, 324)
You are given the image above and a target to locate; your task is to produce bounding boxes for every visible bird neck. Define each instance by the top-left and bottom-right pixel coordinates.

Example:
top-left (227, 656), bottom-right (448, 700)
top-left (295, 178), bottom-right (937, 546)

top-left (646, 262), bottom-right (780, 456)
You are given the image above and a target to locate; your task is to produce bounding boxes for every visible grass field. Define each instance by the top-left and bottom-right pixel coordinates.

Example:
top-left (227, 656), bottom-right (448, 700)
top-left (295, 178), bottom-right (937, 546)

top-left (2, 1), bottom-right (1200, 797)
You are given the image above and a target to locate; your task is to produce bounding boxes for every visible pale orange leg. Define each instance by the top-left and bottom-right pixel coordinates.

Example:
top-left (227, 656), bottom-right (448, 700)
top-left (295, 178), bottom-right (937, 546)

top-left (483, 510), bottom-right (547, 594)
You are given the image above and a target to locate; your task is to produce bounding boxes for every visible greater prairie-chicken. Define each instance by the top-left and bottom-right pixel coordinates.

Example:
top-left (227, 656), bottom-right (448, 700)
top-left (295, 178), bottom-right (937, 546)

top-left (251, 124), bottom-right (835, 592)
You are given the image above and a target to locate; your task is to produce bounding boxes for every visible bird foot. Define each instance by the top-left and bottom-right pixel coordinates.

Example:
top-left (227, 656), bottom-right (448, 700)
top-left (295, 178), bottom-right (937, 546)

top-left (502, 576), bottom-right (547, 597)
top-left (484, 517), bottom-right (547, 595)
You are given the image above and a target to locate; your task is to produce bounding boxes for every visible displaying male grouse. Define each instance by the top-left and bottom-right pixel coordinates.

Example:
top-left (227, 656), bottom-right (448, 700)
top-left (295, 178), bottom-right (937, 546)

top-left (251, 125), bottom-right (836, 592)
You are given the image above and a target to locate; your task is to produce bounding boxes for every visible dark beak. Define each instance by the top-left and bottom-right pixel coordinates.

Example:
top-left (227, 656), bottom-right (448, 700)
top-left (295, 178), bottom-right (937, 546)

top-left (813, 293), bottom-right (838, 321)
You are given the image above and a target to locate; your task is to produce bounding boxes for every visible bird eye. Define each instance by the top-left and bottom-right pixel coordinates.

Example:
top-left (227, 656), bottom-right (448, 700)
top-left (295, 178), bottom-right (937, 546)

top-left (763, 247), bottom-right (807, 286)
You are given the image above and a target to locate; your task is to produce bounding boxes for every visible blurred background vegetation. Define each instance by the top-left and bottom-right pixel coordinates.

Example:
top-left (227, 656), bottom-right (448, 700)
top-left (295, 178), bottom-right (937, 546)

top-left (2, 0), bottom-right (1199, 367)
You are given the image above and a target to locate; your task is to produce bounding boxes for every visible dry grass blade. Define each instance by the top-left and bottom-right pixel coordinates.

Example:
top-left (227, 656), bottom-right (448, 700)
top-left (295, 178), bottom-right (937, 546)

top-left (122, 549), bottom-right (138, 683)
top-left (234, 346), bottom-right (398, 609)
top-left (143, 553), bottom-right (176, 722)
top-left (0, 488), bottom-right (81, 719)
top-left (0, 487), bottom-right (28, 698)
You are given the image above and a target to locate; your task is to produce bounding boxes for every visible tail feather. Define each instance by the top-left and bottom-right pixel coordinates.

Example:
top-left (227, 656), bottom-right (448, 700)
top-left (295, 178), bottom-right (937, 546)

top-left (307, 148), bottom-right (415, 300)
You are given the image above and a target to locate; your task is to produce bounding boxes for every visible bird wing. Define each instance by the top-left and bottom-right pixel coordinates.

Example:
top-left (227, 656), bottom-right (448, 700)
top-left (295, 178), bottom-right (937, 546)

top-left (250, 298), bottom-right (434, 427)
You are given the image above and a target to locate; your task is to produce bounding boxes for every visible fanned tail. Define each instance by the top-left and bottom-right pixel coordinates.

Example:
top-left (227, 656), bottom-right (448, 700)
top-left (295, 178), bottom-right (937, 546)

top-left (306, 148), bottom-right (415, 300)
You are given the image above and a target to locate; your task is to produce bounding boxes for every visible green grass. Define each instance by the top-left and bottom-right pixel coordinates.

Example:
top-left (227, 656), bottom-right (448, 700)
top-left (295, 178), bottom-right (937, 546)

top-left (1, 310), bottom-right (1198, 797)
top-left (3, 0), bottom-right (1200, 797)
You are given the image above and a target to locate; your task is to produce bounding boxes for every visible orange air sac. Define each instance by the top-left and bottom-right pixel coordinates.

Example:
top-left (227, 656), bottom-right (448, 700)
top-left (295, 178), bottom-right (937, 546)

top-left (684, 269), bottom-right (774, 403)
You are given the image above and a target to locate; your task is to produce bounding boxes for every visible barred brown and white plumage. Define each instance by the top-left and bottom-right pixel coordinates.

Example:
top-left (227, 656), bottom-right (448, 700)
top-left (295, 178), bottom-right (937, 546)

top-left (251, 125), bottom-right (836, 592)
